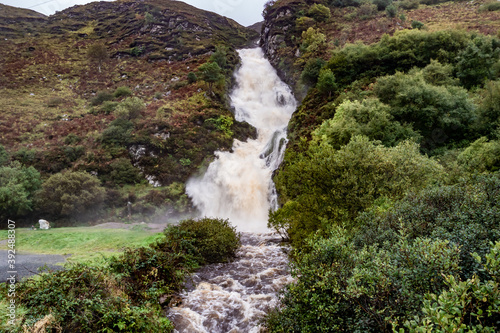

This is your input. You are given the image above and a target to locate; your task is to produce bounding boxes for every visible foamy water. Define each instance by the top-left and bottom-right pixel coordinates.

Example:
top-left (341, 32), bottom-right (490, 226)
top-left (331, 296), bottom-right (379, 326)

top-left (173, 48), bottom-right (297, 332)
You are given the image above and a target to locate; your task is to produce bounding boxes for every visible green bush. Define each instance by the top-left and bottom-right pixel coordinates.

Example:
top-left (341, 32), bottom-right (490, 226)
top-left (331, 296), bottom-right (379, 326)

top-left (314, 98), bottom-right (421, 149)
top-left (264, 228), bottom-right (461, 332)
top-left (457, 137), bottom-right (500, 172)
top-left (478, 80), bottom-right (500, 134)
top-left (272, 136), bottom-right (443, 246)
top-left (90, 91), bottom-right (113, 106)
top-left (100, 118), bottom-right (134, 146)
top-left (385, 3), bottom-right (397, 17)
top-left (37, 171), bottom-right (106, 218)
top-left (164, 218), bottom-right (240, 264)
top-left (411, 20), bottom-right (425, 30)
top-left (308, 4), bottom-right (331, 22)
top-left (113, 86), bottom-right (132, 98)
top-left (398, 0), bottom-right (419, 9)
top-left (110, 158), bottom-right (142, 185)
top-left (455, 36), bottom-right (500, 89)
top-left (479, 1), bottom-right (500, 11)
top-left (63, 133), bottom-right (82, 145)
top-left (374, 69), bottom-right (477, 150)
top-left (114, 97), bottom-right (145, 120)
top-left (0, 161), bottom-right (41, 222)
top-left (301, 57), bottom-right (326, 86)
top-left (354, 174), bottom-right (500, 280)
top-left (187, 72), bottom-right (197, 83)
top-left (373, 0), bottom-right (393, 10)
top-left (13, 263), bottom-right (173, 332)
top-left (316, 68), bottom-right (337, 97)
top-left (0, 145), bottom-right (9, 166)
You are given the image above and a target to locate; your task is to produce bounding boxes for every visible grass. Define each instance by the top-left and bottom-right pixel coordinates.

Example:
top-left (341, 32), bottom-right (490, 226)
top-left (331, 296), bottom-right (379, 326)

top-left (0, 227), bottom-right (164, 263)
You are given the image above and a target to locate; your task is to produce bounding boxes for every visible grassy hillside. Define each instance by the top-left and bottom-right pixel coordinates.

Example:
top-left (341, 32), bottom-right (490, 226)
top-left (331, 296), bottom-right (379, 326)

top-left (0, 1), bottom-right (258, 227)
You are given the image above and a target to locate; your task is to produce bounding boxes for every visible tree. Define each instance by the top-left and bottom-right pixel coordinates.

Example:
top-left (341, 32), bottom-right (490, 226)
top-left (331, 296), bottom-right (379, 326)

top-left (209, 46), bottom-right (228, 70)
top-left (314, 98), bottom-right (420, 149)
top-left (198, 62), bottom-right (224, 94)
top-left (38, 171), bottom-right (106, 218)
top-left (86, 43), bottom-right (108, 73)
top-left (300, 57), bottom-right (326, 86)
top-left (0, 161), bottom-right (41, 221)
top-left (316, 68), bottom-right (337, 97)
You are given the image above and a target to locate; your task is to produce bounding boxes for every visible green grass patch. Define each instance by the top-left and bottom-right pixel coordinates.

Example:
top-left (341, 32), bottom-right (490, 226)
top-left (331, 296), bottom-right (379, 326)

top-left (0, 227), bottom-right (163, 263)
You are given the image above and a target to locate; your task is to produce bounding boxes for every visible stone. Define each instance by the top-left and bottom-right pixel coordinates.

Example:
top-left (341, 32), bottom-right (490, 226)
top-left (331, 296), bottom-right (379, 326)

top-left (39, 219), bottom-right (50, 230)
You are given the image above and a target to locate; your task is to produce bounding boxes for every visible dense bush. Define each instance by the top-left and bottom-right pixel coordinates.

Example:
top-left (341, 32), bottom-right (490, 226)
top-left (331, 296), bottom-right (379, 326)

top-left (163, 218), bottom-right (241, 264)
top-left (0, 161), bottom-right (41, 223)
top-left (0, 145), bottom-right (9, 166)
top-left (354, 174), bottom-right (500, 279)
top-left (109, 158), bottom-right (143, 185)
top-left (272, 136), bottom-right (443, 246)
top-left (90, 91), bottom-right (113, 106)
top-left (100, 118), bottom-right (134, 146)
top-left (478, 80), bottom-right (500, 134)
top-left (314, 98), bottom-right (420, 149)
top-left (113, 86), bottom-right (132, 98)
top-left (12, 263), bottom-right (173, 333)
top-left (457, 137), bottom-right (500, 172)
top-left (300, 57), bottom-right (326, 86)
top-left (114, 97), bottom-right (145, 120)
top-left (37, 171), bottom-right (106, 219)
top-left (264, 228), bottom-right (462, 332)
top-left (374, 69), bottom-right (477, 151)
top-left (308, 4), bottom-right (331, 22)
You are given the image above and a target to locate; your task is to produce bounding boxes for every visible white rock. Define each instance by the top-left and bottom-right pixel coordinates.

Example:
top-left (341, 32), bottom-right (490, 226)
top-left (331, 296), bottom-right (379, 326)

top-left (39, 219), bottom-right (50, 230)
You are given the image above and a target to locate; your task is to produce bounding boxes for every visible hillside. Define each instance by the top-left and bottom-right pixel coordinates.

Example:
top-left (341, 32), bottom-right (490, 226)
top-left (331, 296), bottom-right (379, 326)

top-left (259, 0), bottom-right (500, 331)
top-left (0, 0), bottom-right (258, 226)
top-left (0, 4), bottom-right (47, 38)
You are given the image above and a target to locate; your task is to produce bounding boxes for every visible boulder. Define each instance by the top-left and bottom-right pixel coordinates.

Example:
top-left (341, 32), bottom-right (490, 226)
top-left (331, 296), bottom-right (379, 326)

top-left (39, 219), bottom-right (50, 230)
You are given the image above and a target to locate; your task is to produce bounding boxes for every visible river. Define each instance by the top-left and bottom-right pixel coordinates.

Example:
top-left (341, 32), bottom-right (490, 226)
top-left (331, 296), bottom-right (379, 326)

top-left (169, 48), bottom-right (297, 332)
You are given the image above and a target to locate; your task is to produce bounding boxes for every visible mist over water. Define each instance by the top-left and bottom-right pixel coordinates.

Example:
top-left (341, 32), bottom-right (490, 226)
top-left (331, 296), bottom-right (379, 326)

top-left (186, 48), bottom-right (297, 232)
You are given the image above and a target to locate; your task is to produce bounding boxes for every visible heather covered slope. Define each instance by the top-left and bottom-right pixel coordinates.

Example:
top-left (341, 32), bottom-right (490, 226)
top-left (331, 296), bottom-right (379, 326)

top-left (0, 0), bottom-right (258, 226)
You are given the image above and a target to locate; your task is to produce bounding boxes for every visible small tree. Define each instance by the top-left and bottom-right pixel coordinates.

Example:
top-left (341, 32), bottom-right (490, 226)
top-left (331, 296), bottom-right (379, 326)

top-left (38, 171), bottom-right (106, 218)
top-left (199, 62), bottom-right (224, 94)
top-left (316, 68), bottom-right (337, 97)
top-left (86, 43), bottom-right (108, 73)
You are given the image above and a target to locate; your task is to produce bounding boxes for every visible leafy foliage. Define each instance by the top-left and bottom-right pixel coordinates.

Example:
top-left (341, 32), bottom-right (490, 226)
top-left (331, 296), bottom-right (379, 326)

top-left (37, 171), bottom-right (106, 218)
top-left (0, 161), bottom-right (41, 221)
top-left (308, 4), bottom-right (331, 22)
top-left (272, 136), bottom-right (442, 246)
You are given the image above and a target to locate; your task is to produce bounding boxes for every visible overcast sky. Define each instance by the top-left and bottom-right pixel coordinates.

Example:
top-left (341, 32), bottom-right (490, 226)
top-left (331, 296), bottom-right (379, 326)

top-left (0, 0), bottom-right (267, 26)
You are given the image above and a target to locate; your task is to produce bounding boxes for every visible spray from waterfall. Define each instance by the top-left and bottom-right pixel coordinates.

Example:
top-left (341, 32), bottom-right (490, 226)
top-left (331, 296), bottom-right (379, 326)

top-left (186, 48), bottom-right (297, 232)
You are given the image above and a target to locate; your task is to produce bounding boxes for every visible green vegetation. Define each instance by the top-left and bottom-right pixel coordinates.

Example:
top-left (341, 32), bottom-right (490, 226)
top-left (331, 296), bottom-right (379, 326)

top-left (0, 218), bottom-right (240, 332)
top-left (264, 5), bottom-right (500, 331)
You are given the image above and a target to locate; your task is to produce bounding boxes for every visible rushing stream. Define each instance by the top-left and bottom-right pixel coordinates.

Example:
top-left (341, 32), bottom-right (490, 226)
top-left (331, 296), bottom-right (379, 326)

top-left (170, 48), bottom-right (297, 332)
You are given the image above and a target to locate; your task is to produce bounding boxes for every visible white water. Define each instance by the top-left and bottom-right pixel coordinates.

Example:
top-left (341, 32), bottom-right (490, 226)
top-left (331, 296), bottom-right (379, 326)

top-left (171, 48), bottom-right (297, 333)
top-left (186, 48), bottom-right (296, 233)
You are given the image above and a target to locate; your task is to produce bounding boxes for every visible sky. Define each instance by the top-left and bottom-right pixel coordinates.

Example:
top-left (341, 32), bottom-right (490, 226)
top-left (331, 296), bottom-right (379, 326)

top-left (0, 0), bottom-right (267, 26)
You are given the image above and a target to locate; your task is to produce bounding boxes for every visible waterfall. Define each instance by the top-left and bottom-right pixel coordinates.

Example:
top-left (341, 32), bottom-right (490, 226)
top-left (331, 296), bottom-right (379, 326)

top-left (171, 48), bottom-right (296, 332)
top-left (186, 48), bottom-right (297, 233)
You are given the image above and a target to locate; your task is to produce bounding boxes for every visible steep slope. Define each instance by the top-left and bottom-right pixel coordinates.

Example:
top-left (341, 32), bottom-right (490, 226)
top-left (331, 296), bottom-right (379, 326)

top-left (0, 4), bottom-right (47, 38)
top-left (0, 0), bottom-right (258, 225)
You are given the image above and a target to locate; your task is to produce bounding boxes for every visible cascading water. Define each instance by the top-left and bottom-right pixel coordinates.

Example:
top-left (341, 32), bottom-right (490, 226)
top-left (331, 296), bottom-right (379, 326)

top-left (170, 48), bottom-right (297, 332)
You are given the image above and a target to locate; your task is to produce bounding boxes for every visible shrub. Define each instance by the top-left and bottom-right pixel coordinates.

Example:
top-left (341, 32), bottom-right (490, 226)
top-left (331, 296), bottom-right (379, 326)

top-left (411, 20), bottom-right (425, 30)
top-left (308, 4), bottom-right (331, 22)
top-left (457, 137), bottom-right (500, 172)
top-left (398, 0), bottom-right (419, 9)
top-left (114, 96), bottom-right (145, 120)
top-left (272, 136), bottom-right (443, 246)
top-left (0, 145), bottom-right (9, 166)
top-left (198, 61), bottom-right (224, 93)
top-left (100, 118), bottom-right (133, 146)
top-left (314, 98), bottom-right (421, 149)
top-left (296, 16), bottom-right (316, 30)
top-left (37, 171), bottom-right (106, 218)
top-left (478, 80), bottom-right (500, 134)
top-left (110, 158), bottom-right (142, 185)
top-left (13, 263), bottom-right (173, 332)
top-left (479, 1), bottom-right (500, 12)
top-left (90, 91), bottom-right (113, 106)
top-left (63, 133), bottom-right (81, 145)
top-left (455, 36), bottom-right (500, 89)
top-left (373, 0), bottom-right (393, 10)
top-left (301, 57), bottom-right (326, 86)
top-left (264, 228), bottom-right (462, 332)
top-left (300, 27), bottom-right (327, 57)
top-left (0, 161), bottom-right (41, 222)
top-left (47, 97), bottom-right (65, 108)
top-left (164, 218), bottom-right (240, 264)
top-left (385, 3), bottom-right (397, 17)
top-left (357, 2), bottom-right (378, 19)
top-left (354, 174), bottom-right (500, 280)
top-left (316, 68), bottom-right (337, 97)
top-left (187, 72), bottom-right (197, 83)
top-left (113, 86), bottom-right (132, 98)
